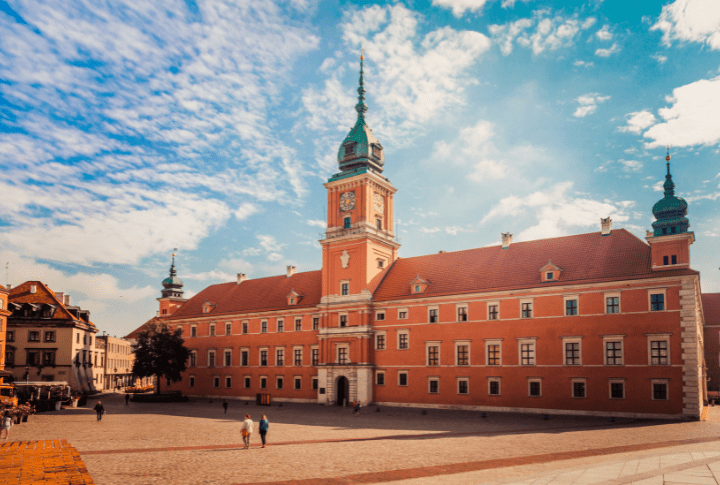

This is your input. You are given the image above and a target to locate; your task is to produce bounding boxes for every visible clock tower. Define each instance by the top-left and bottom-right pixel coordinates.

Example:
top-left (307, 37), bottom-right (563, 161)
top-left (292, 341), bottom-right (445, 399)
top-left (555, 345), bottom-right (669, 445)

top-left (316, 54), bottom-right (400, 407)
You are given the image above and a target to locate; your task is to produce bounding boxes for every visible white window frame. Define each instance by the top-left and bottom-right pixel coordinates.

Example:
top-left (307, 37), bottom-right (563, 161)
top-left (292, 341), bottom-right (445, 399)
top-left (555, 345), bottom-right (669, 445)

top-left (375, 331), bottom-right (387, 351)
top-left (488, 377), bottom-right (501, 396)
top-left (294, 318), bottom-right (302, 331)
top-left (225, 376), bottom-right (232, 388)
top-left (275, 347), bottom-right (285, 367)
top-left (339, 312), bottom-right (349, 327)
top-left (455, 340), bottom-right (471, 366)
top-left (293, 345), bottom-right (304, 366)
top-left (241, 321), bottom-right (249, 334)
top-left (276, 375), bottom-right (284, 390)
top-left (604, 292), bottom-right (622, 314)
top-left (277, 319), bottom-right (284, 333)
top-left (425, 341), bottom-right (441, 366)
top-left (223, 348), bottom-right (232, 367)
top-left (571, 378), bottom-right (586, 398)
top-left (485, 339), bottom-right (502, 366)
top-left (207, 350), bottom-right (216, 368)
top-left (456, 304), bottom-right (468, 322)
top-left (244, 376), bottom-right (251, 389)
top-left (428, 306), bottom-right (439, 323)
top-left (189, 375), bottom-right (195, 387)
top-left (261, 320), bottom-right (268, 333)
top-left (651, 379), bottom-right (669, 400)
top-left (190, 325), bottom-right (197, 337)
top-left (487, 301), bottom-right (500, 320)
top-left (209, 323), bottom-right (216, 336)
top-left (225, 322), bottom-right (232, 335)
top-left (259, 375), bottom-right (267, 389)
top-left (310, 345), bottom-right (319, 366)
top-left (240, 347), bottom-right (249, 367)
top-left (376, 370), bottom-right (385, 386)
top-left (563, 295), bottom-right (579, 316)
top-left (528, 378), bottom-right (542, 397)
top-left (336, 343), bottom-right (350, 364)
top-left (520, 299), bottom-right (534, 319)
top-left (518, 338), bottom-right (537, 366)
top-left (648, 288), bottom-right (667, 312)
top-left (609, 378), bottom-right (625, 399)
top-left (294, 376), bottom-right (302, 390)
top-left (259, 347), bottom-right (269, 367)
top-left (603, 335), bottom-right (625, 366)
top-left (647, 334), bottom-right (671, 366)
top-left (375, 311), bottom-right (386, 321)
top-left (340, 280), bottom-right (350, 296)
top-left (397, 308), bottom-right (408, 320)
top-left (213, 375), bottom-right (220, 388)
top-left (428, 377), bottom-right (440, 394)
top-left (397, 330), bottom-right (410, 350)
top-left (398, 370), bottom-right (408, 386)
top-left (457, 377), bottom-right (469, 395)
top-left (562, 337), bottom-right (583, 366)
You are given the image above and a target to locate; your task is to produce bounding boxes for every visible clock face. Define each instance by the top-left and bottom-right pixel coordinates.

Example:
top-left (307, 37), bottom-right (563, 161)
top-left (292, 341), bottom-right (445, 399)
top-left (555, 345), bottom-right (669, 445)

top-left (340, 191), bottom-right (355, 211)
top-left (373, 193), bottom-right (384, 212)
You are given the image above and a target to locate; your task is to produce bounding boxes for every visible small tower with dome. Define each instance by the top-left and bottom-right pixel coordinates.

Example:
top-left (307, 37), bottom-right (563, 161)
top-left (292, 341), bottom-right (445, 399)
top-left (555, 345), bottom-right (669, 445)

top-left (158, 251), bottom-right (187, 316)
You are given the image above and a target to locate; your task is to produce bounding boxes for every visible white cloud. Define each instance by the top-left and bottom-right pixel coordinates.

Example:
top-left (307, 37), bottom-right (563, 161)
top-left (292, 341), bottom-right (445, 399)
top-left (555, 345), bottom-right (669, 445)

top-left (242, 247), bottom-right (262, 257)
top-left (235, 203), bottom-right (260, 221)
top-left (306, 219), bottom-right (326, 228)
top-left (257, 235), bottom-right (285, 253)
top-left (619, 159), bottom-right (643, 172)
top-left (642, 75), bottom-right (720, 148)
top-left (651, 54), bottom-right (668, 63)
top-left (480, 182), bottom-right (630, 241)
top-left (574, 60), bottom-right (594, 67)
top-left (501, 0), bottom-right (533, 8)
top-left (595, 43), bottom-right (620, 57)
top-left (573, 93), bottom-right (610, 117)
top-left (267, 252), bottom-right (284, 262)
top-left (432, 0), bottom-right (491, 17)
top-left (618, 110), bottom-right (657, 134)
top-left (490, 10), bottom-right (596, 56)
top-left (596, 25), bottom-right (613, 40)
top-left (652, 0), bottom-right (720, 51)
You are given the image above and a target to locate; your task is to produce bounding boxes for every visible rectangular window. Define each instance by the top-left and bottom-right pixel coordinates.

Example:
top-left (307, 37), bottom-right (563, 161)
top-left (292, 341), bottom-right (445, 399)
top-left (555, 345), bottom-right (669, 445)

top-left (225, 323), bottom-right (232, 335)
top-left (456, 345), bottom-right (469, 366)
top-left (28, 350), bottom-right (40, 366)
top-left (190, 352), bottom-right (197, 367)
top-left (341, 283), bottom-right (349, 296)
top-left (605, 341), bottom-right (623, 365)
top-left (376, 334), bottom-right (386, 350)
top-left (225, 376), bottom-right (232, 388)
top-left (261, 321), bottom-right (268, 333)
top-left (488, 379), bottom-right (500, 396)
top-left (610, 381), bottom-right (625, 399)
top-left (224, 350), bottom-right (232, 367)
top-left (189, 376), bottom-right (195, 387)
top-left (566, 299), bottom-right (578, 316)
top-left (276, 349), bottom-right (284, 366)
top-left (344, 217), bottom-right (351, 229)
top-left (213, 376), bottom-right (220, 388)
top-left (44, 331), bottom-right (56, 342)
top-left (457, 307), bottom-right (468, 322)
top-left (376, 371), bottom-right (385, 385)
top-left (546, 272), bottom-right (554, 280)
top-left (652, 381), bottom-right (668, 400)
top-left (208, 351), bottom-right (216, 367)
top-left (312, 377), bottom-right (319, 390)
top-left (244, 376), bottom-right (251, 389)
top-left (398, 371), bottom-right (408, 386)
top-left (565, 342), bottom-right (580, 365)
top-left (427, 345), bottom-right (439, 366)
top-left (312, 348), bottom-right (319, 366)
top-left (672, 255), bottom-right (677, 265)
top-left (376, 312), bottom-right (385, 321)
top-left (294, 348), bottom-right (303, 366)
top-left (260, 350), bottom-right (268, 367)
top-left (488, 304), bottom-right (499, 320)
top-left (260, 377), bottom-right (267, 389)
top-left (651, 294), bottom-right (665, 311)
top-left (521, 302), bottom-right (532, 318)
top-left (29, 331), bottom-right (39, 342)
top-left (573, 380), bottom-right (586, 398)
top-left (428, 308), bottom-right (438, 323)
top-left (428, 378), bottom-right (439, 394)
top-left (663, 255), bottom-right (669, 265)
top-left (398, 332), bottom-right (409, 350)
top-left (487, 343), bottom-right (501, 366)
top-left (398, 310), bottom-right (408, 319)
top-left (520, 342), bottom-right (535, 366)
top-left (337, 347), bottom-right (348, 365)
top-left (191, 326), bottom-right (197, 337)
top-left (209, 324), bottom-right (215, 337)
top-left (295, 319), bottom-right (302, 331)
top-left (241, 350), bottom-right (249, 367)
top-left (650, 340), bottom-right (669, 365)
top-left (242, 322), bottom-right (248, 334)
top-left (529, 380), bottom-right (541, 397)
top-left (606, 296), bottom-right (620, 314)
top-left (6, 331), bottom-right (13, 342)
top-left (276, 376), bottom-right (284, 390)
top-left (313, 317), bottom-right (319, 330)
top-left (376, 218), bottom-right (382, 230)
top-left (294, 377), bottom-right (302, 390)
top-left (340, 315), bottom-right (347, 327)
top-left (277, 320), bottom-right (284, 332)
top-left (43, 351), bottom-right (55, 366)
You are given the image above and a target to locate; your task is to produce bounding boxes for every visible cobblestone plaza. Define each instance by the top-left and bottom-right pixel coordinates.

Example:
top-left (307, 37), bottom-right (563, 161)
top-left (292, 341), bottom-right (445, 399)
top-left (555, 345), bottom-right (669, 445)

top-left (4, 393), bottom-right (720, 484)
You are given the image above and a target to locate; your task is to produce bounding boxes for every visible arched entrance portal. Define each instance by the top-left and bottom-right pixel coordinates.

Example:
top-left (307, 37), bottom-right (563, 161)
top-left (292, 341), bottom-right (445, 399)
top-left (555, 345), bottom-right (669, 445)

top-left (336, 376), bottom-right (349, 406)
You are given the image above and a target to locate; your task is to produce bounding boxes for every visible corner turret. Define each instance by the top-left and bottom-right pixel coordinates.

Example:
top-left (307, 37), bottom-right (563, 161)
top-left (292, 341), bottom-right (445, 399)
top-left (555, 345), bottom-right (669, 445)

top-left (158, 251), bottom-right (187, 316)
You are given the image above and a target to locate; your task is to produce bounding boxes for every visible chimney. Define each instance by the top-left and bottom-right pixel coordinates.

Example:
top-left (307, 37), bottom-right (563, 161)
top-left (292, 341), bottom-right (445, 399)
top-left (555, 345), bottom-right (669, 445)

top-left (236, 273), bottom-right (247, 284)
top-left (600, 217), bottom-right (612, 236)
top-left (64, 295), bottom-right (71, 306)
top-left (30, 284), bottom-right (37, 294)
top-left (501, 232), bottom-right (513, 249)
top-left (6, 284), bottom-right (11, 290)
top-left (646, 230), bottom-right (653, 238)
top-left (54, 292), bottom-right (64, 302)
top-left (286, 265), bottom-right (296, 278)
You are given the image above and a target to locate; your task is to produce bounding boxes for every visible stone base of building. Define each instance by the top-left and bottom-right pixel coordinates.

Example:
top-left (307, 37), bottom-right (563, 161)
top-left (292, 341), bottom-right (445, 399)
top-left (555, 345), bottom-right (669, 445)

top-left (317, 366), bottom-right (372, 406)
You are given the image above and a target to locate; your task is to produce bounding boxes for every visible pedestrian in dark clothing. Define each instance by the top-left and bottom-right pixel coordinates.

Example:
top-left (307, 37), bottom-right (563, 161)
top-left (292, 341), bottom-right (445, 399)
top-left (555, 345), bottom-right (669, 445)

top-left (354, 400), bottom-right (361, 415)
top-left (125, 394), bottom-right (130, 406)
top-left (259, 415), bottom-right (269, 448)
top-left (93, 401), bottom-right (105, 421)
top-left (223, 400), bottom-right (229, 414)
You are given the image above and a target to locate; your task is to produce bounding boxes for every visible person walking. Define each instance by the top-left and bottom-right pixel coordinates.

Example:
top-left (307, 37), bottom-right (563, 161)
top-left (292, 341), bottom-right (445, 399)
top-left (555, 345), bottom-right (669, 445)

top-left (0, 412), bottom-right (12, 439)
top-left (222, 400), bottom-right (229, 414)
top-left (354, 400), bottom-right (361, 415)
top-left (125, 394), bottom-right (130, 406)
top-left (241, 414), bottom-right (253, 449)
top-left (93, 401), bottom-right (105, 421)
top-left (259, 415), bottom-right (269, 448)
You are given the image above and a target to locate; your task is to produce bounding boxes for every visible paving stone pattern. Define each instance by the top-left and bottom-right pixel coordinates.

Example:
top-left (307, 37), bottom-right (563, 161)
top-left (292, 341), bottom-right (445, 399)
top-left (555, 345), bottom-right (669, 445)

top-left (0, 439), bottom-right (94, 485)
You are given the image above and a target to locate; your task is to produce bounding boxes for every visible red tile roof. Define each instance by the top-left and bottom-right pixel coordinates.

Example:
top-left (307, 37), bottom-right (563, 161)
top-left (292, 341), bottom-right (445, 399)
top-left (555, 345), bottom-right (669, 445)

top-left (702, 293), bottom-right (720, 326)
top-left (125, 316), bottom-right (162, 340)
top-left (9, 281), bottom-right (96, 327)
top-left (168, 270), bottom-right (322, 320)
top-left (373, 229), bottom-right (697, 301)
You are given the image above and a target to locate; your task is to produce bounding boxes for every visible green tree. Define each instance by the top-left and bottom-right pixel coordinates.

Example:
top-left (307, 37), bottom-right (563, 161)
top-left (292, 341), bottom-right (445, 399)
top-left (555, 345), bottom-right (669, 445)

top-left (132, 321), bottom-right (191, 394)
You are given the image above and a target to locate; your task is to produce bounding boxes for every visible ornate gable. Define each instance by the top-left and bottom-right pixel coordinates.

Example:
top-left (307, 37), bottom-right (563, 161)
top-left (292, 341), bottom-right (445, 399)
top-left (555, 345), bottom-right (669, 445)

top-left (286, 289), bottom-right (303, 306)
top-left (540, 259), bottom-right (563, 282)
top-left (410, 275), bottom-right (430, 294)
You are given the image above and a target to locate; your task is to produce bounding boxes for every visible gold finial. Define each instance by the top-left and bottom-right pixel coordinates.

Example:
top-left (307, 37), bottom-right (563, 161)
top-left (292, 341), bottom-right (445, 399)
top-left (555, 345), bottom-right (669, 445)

top-left (665, 144), bottom-right (671, 162)
top-left (360, 47), bottom-right (364, 61)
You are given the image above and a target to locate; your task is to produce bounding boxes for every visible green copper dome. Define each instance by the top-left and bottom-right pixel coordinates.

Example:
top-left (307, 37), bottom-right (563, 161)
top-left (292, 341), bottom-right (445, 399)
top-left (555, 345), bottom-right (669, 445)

top-left (336, 54), bottom-right (385, 174)
top-left (651, 154), bottom-right (689, 237)
top-left (161, 253), bottom-right (184, 298)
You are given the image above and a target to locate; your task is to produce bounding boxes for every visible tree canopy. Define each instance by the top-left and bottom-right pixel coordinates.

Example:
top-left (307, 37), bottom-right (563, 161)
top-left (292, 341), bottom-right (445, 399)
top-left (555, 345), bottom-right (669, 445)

top-left (132, 321), bottom-right (191, 393)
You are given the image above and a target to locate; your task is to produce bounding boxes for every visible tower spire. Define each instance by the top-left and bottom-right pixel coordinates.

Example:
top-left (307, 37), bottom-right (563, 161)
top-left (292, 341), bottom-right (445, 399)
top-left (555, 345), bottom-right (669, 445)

top-left (355, 49), bottom-right (368, 121)
top-left (663, 145), bottom-right (675, 197)
top-left (169, 248), bottom-right (177, 278)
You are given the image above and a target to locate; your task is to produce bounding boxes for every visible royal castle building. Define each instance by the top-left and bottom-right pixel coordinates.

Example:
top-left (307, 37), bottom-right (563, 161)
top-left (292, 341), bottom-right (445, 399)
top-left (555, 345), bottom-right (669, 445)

top-left (139, 57), bottom-right (709, 420)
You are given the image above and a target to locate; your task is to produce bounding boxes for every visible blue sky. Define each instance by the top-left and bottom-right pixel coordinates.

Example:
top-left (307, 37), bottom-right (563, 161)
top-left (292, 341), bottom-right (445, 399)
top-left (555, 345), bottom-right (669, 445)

top-left (1, 0), bottom-right (719, 337)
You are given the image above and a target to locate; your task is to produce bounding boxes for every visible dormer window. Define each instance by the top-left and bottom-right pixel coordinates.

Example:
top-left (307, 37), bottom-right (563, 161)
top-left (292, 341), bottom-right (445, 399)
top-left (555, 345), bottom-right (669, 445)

top-left (410, 275), bottom-right (429, 294)
top-left (290, 298), bottom-right (294, 304)
top-left (372, 144), bottom-right (382, 158)
top-left (415, 285), bottom-right (421, 292)
top-left (286, 290), bottom-right (301, 306)
top-left (546, 272), bottom-right (554, 280)
top-left (540, 260), bottom-right (562, 283)
top-left (202, 301), bottom-right (217, 314)
top-left (344, 142), bottom-right (356, 157)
